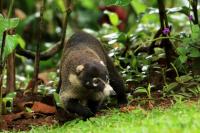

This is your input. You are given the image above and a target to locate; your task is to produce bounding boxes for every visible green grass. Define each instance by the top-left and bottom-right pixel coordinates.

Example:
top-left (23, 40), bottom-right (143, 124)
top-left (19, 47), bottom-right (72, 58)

top-left (19, 101), bottom-right (200, 133)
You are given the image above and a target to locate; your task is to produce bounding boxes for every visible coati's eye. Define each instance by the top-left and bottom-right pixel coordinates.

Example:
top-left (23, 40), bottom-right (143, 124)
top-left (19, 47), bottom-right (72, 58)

top-left (92, 78), bottom-right (99, 87)
top-left (86, 81), bottom-right (90, 85)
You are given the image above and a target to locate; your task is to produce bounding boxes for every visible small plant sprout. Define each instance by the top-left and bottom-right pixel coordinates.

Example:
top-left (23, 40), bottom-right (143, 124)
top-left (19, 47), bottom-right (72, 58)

top-left (134, 83), bottom-right (153, 99)
top-left (3, 92), bottom-right (16, 114)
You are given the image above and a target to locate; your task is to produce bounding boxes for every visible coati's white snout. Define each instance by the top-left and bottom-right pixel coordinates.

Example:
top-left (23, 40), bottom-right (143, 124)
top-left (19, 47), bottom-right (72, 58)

top-left (92, 77), bottom-right (115, 96)
top-left (103, 83), bottom-right (116, 96)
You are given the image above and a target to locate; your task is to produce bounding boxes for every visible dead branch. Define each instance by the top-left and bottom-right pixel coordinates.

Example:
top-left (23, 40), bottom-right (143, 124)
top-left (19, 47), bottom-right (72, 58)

top-left (16, 41), bottom-right (62, 60)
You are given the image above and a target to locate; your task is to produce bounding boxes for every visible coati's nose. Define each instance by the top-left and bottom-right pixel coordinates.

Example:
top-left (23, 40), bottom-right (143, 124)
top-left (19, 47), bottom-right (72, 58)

top-left (103, 83), bottom-right (116, 96)
top-left (110, 89), bottom-right (116, 96)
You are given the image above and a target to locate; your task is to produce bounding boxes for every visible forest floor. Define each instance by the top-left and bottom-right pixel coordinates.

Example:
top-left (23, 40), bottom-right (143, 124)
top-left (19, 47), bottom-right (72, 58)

top-left (1, 90), bottom-right (200, 132)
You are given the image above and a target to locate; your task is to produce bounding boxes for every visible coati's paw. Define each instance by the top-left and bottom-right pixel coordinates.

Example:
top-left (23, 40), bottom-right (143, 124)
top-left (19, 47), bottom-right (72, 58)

top-left (82, 109), bottom-right (95, 121)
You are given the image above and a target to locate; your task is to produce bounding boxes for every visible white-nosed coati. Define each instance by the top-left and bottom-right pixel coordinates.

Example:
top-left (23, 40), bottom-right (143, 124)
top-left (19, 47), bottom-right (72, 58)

top-left (58, 32), bottom-right (127, 120)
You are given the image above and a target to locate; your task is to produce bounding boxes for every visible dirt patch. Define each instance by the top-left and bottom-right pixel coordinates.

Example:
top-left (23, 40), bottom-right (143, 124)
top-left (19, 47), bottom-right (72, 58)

top-left (6, 116), bottom-right (56, 131)
top-left (1, 91), bottom-right (60, 131)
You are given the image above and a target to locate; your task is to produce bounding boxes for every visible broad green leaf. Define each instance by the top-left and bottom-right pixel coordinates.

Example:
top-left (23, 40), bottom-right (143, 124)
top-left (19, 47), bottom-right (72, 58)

top-left (53, 92), bottom-right (64, 108)
top-left (165, 82), bottom-right (178, 92)
top-left (131, 56), bottom-right (137, 68)
top-left (176, 47), bottom-right (187, 55)
top-left (3, 35), bottom-right (18, 59)
top-left (54, 0), bottom-right (65, 12)
top-left (6, 92), bottom-right (17, 98)
top-left (178, 92), bottom-right (192, 97)
top-left (191, 25), bottom-right (200, 41)
top-left (166, 6), bottom-right (190, 15)
top-left (104, 0), bottom-right (131, 6)
top-left (117, 32), bottom-right (127, 43)
top-left (44, 9), bottom-right (53, 22)
top-left (15, 34), bottom-right (26, 48)
top-left (189, 47), bottom-right (200, 57)
top-left (104, 10), bottom-right (119, 26)
top-left (146, 7), bottom-right (158, 14)
top-left (191, 25), bottom-right (200, 33)
top-left (172, 94), bottom-right (185, 100)
top-left (80, 0), bottom-right (96, 9)
top-left (0, 16), bottom-right (19, 33)
top-left (182, 37), bottom-right (191, 46)
top-left (166, 7), bottom-right (182, 14)
top-left (191, 32), bottom-right (199, 41)
top-left (179, 6), bottom-right (190, 15)
top-left (8, 18), bottom-right (19, 29)
top-left (0, 15), bottom-right (8, 33)
top-left (134, 87), bottom-right (147, 94)
top-left (26, 107), bottom-right (33, 113)
top-left (0, 14), bottom-right (4, 20)
top-left (176, 75), bottom-right (193, 83)
top-left (178, 55), bottom-right (188, 63)
top-left (131, 0), bottom-right (147, 14)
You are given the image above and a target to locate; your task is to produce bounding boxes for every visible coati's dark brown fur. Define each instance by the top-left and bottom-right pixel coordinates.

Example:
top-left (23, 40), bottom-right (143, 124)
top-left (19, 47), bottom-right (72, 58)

top-left (58, 32), bottom-right (127, 120)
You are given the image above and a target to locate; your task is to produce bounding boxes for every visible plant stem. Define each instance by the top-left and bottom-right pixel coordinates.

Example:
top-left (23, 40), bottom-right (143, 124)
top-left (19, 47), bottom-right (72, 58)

top-left (148, 36), bottom-right (182, 43)
top-left (191, 0), bottom-right (199, 25)
top-left (0, 0), bottom-right (3, 13)
top-left (0, 31), bottom-right (6, 65)
top-left (7, 51), bottom-right (16, 92)
top-left (7, 0), bottom-right (16, 93)
top-left (8, 0), bottom-right (14, 18)
top-left (162, 68), bottom-right (167, 86)
top-left (32, 0), bottom-right (45, 93)
top-left (157, 0), bottom-right (165, 29)
top-left (170, 63), bottom-right (179, 77)
top-left (0, 31), bottom-right (7, 117)
top-left (0, 73), bottom-right (3, 123)
top-left (60, 0), bottom-right (72, 48)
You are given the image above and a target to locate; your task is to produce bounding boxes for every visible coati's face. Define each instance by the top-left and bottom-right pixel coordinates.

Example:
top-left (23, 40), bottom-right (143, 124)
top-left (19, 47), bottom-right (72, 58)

top-left (76, 61), bottom-right (116, 96)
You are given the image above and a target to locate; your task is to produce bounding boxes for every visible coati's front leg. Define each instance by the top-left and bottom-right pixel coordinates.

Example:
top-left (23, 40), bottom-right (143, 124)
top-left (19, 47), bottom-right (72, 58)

top-left (106, 57), bottom-right (128, 105)
top-left (87, 100), bottom-right (101, 114)
top-left (66, 99), bottom-right (95, 120)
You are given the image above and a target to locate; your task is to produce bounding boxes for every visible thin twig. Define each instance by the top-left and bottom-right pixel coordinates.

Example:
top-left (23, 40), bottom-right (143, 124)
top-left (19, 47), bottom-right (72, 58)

top-left (8, 0), bottom-right (14, 18)
top-left (60, 0), bottom-right (72, 48)
top-left (32, 0), bottom-right (45, 93)
top-left (148, 36), bottom-right (182, 43)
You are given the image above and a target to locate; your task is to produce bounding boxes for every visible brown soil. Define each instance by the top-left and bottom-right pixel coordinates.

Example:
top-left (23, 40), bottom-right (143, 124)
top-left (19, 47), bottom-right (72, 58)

top-left (6, 116), bottom-right (56, 131)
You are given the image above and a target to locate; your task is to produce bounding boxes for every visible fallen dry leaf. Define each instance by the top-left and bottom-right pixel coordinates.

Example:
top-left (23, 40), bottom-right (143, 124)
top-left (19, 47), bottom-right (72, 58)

top-left (148, 101), bottom-right (154, 110)
top-left (31, 102), bottom-right (56, 114)
top-left (120, 105), bottom-right (136, 113)
top-left (3, 112), bottom-right (25, 123)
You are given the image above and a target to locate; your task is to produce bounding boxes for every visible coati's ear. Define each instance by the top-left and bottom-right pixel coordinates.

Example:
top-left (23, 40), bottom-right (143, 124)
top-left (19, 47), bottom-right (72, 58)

top-left (76, 65), bottom-right (84, 75)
